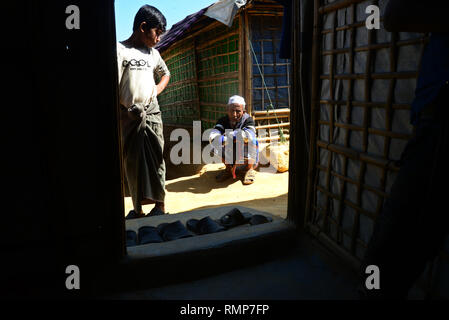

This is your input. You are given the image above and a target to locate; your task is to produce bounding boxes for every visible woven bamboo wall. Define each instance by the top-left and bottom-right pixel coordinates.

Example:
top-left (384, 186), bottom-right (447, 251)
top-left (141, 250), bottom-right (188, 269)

top-left (158, 3), bottom-right (288, 130)
top-left (197, 18), bottom-right (240, 129)
top-left (158, 42), bottom-right (199, 126)
top-left (306, 0), bottom-right (430, 265)
top-left (159, 19), bottom-right (240, 129)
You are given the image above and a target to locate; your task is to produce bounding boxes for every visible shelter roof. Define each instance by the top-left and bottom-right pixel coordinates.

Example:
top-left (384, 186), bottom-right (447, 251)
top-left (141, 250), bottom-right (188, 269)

top-left (155, 0), bottom-right (281, 53)
top-left (156, 6), bottom-right (212, 53)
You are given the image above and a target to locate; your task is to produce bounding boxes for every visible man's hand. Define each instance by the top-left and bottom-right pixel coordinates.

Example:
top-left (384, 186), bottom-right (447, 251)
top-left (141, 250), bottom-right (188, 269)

top-left (221, 136), bottom-right (228, 146)
top-left (233, 129), bottom-right (248, 143)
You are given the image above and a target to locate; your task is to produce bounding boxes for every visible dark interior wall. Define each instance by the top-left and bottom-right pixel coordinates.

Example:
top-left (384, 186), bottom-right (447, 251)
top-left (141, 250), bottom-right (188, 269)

top-left (287, 0), bottom-right (313, 227)
top-left (1, 1), bottom-right (124, 298)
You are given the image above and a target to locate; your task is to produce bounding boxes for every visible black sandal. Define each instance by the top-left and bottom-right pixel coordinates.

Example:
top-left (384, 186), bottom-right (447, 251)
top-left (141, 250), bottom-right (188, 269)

top-left (125, 210), bottom-right (145, 220)
top-left (146, 206), bottom-right (165, 217)
top-left (218, 208), bottom-right (253, 229)
top-left (249, 215), bottom-right (273, 225)
top-left (157, 221), bottom-right (194, 241)
top-left (126, 230), bottom-right (138, 247)
top-left (137, 226), bottom-right (164, 244)
top-left (186, 216), bottom-right (226, 235)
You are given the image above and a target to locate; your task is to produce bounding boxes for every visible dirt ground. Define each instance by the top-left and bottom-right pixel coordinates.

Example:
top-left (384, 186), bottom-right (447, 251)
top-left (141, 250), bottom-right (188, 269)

top-left (123, 162), bottom-right (289, 219)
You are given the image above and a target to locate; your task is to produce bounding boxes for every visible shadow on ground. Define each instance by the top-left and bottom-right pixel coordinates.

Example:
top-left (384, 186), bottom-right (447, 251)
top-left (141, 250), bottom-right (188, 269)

top-left (184, 193), bottom-right (289, 218)
top-left (166, 169), bottom-right (244, 193)
top-left (165, 162), bottom-right (206, 181)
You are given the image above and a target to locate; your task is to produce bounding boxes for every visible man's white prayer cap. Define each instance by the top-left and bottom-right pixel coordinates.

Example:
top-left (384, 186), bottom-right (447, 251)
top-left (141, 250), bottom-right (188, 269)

top-left (228, 95), bottom-right (246, 106)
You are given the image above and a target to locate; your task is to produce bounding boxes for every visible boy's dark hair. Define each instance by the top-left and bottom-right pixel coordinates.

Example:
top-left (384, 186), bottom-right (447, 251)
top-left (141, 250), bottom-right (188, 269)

top-left (133, 5), bottom-right (167, 33)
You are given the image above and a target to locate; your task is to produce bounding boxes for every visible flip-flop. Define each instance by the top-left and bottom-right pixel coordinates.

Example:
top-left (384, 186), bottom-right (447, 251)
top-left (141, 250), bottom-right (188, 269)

top-left (137, 226), bottom-right (164, 244)
top-left (157, 221), bottom-right (194, 241)
top-left (242, 169), bottom-right (256, 185)
top-left (249, 215), bottom-right (273, 225)
top-left (125, 210), bottom-right (145, 220)
top-left (146, 206), bottom-right (166, 217)
top-left (218, 208), bottom-right (253, 229)
top-left (126, 230), bottom-right (138, 247)
top-left (186, 216), bottom-right (226, 235)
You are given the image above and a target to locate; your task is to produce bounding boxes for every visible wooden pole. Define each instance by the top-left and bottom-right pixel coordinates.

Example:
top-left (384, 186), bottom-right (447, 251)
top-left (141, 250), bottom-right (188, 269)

top-left (304, 0), bottom-right (322, 229)
top-left (244, 10), bottom-right (253, 115)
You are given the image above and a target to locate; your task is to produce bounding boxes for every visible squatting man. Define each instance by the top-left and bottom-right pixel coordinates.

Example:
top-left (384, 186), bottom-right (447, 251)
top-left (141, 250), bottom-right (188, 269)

top-left (209, 95), bottom-right (259, 185)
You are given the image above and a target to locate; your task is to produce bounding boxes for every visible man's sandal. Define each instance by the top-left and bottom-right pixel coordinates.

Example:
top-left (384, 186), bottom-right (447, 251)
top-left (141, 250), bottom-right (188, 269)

top-left (243, 169), bottom-right (256, 185)
top-left (125, 210), bottom-right (145, 220)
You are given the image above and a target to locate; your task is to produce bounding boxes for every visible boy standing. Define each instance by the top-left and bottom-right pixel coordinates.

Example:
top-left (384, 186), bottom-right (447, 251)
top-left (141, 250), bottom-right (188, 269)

top-left (117, 5), bottom-right (170, 218)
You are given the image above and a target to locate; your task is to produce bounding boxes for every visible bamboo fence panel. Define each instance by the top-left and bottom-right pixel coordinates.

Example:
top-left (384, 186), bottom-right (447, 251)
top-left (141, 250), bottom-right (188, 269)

top-left (306, 0), bottom-right (429, 264)
top-left (197, 18), bottom-right (240, 129)
top-left (158, 41), bottom-right (199, 126)
top-left (158, 2), bottom-right (290, 132)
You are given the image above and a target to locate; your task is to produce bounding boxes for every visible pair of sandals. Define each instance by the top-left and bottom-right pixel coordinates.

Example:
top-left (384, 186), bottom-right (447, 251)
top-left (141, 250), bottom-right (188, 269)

top-left (126, 220), bottom-right (194, 247)
top-left (125, 207), bottom-right (165, 220)
top-left (187, 208), bottom-right (273, 235)
top-left (126, 208), bottom-right (273, 247)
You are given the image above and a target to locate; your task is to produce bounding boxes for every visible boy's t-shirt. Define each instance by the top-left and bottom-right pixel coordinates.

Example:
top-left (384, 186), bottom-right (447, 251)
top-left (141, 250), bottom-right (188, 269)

top-left (117, 42), bottom-right (170, 112)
